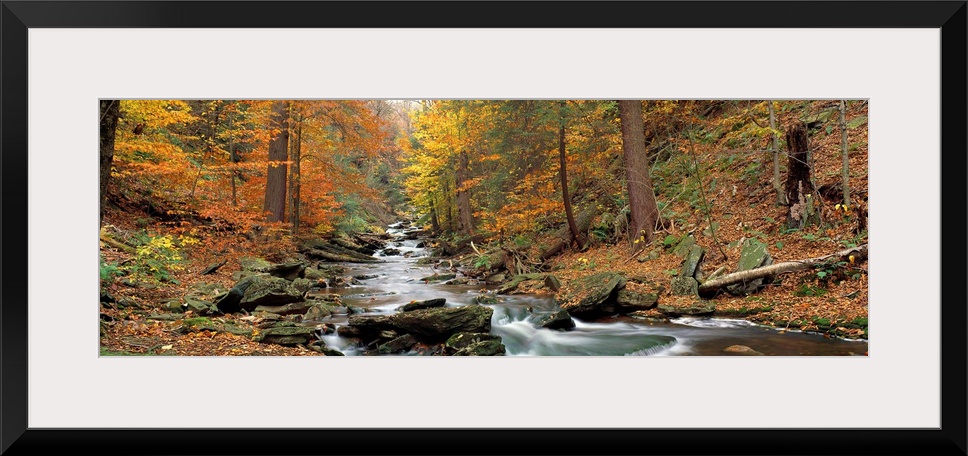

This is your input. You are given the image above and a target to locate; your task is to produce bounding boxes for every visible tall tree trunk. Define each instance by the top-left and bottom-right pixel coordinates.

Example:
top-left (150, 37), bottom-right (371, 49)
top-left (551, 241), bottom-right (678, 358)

top-left (838, 100), bottom-right (851, 207)
top-left (768, 100), bottom-right (788, 205)
top-left (99, 100), bottom-right (120, 225)
top-left (456, 149), bottom-right (475, 236)
top-left (264, 101), bottom-right (289, 223)
top-left (559, 124), bottom-right (582, 249)
top-left (618, 100), bottom-right (660, 252)
top-left (288, 119), bottom-right (302, 233)
top-left (785, 121), bottom-right (820, 229)
top-left (228, 110), bottom-right (238, 207)
top-left (429, 201), bottom-right (441, 234)
top-left (228, 111), bottom-right (239, 207)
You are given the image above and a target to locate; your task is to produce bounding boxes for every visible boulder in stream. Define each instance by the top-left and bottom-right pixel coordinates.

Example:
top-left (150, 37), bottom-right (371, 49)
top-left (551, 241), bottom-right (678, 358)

top-left (378, 334), bottom-right (418, 354)
top-left (399, 298), bottom-right (447, 312)
top-left (723, 344), bottom-right (764, 356)
top-left (444, 332), bottom-right (505, 356)
top-left (556, 272), bottom-right (627, 317)
top-left (533, 310), bottom-right (576, 331)
top-left (348, 305), bottom-right (492, 342)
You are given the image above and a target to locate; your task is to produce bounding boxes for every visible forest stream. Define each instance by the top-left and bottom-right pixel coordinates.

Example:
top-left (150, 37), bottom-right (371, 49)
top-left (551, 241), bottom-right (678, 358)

top-left (312, 223), bottom-right (867, 356)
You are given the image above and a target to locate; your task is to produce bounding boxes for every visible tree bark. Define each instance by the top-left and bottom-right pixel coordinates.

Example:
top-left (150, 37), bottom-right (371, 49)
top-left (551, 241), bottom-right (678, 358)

top-left (838, 100), bottom-right (851, 207)
top-left (559, 124), bottom-right (583, 250)
top-left (456, 149), bottom-right (475, 236)
top-left (784, 121), bottom-right (820, 229)
top-left (228, 108), bottom-right (239, 207)
top-left (618, 100), bottom-right (660, 252)
top-left (264, 101), bottom-right (290, 223)
top-left (99, 100), bottom-right (120, 225)
top-left (768, 100), bottom-right (788, 205)
top-left (698, 244), bottom-right (867, 295)
top-left (289, 118), bottom-right (302, 233)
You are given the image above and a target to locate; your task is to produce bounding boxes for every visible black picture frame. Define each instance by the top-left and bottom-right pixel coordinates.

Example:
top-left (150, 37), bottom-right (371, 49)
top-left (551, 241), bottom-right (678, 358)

top-left (2, 1), bottom-right (965, 455)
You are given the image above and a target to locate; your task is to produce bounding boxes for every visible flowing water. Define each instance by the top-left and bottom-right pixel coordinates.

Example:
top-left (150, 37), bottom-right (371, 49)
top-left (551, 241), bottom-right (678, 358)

top-left (312, 224), bottom-right (868, 356)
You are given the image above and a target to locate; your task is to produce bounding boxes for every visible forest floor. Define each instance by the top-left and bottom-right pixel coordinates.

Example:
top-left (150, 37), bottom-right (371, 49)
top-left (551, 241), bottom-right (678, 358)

top-left (100, 100), bottom-right (868, 356)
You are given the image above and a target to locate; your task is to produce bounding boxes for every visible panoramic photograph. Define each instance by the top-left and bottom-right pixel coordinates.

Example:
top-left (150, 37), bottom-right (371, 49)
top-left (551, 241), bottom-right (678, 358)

top-left (98, 99), bottom-right (869, 356)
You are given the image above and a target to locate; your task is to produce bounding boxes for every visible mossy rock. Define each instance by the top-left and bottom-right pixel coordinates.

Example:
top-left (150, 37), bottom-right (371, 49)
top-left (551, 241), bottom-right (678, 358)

top-left (671, 277), bottom-right (699, 296)
top-left (616, 290), bottom-right (658, 312)
top-left (239, 256), bottom-right (272, 272)
top-left (255, 325), bottom-right (316, 346)
top-left (556, 272), bottom-right (626, 317)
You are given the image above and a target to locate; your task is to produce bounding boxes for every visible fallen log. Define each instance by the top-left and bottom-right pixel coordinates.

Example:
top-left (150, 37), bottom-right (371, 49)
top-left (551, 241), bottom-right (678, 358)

top-left (441, 234), bottom-right (485, 257)
top-left (698, 244), bottom-right (867, 296)
top-left (99, 226), bottom-right (135, 254)
top-left (540, 202), bottom-right (598, 260)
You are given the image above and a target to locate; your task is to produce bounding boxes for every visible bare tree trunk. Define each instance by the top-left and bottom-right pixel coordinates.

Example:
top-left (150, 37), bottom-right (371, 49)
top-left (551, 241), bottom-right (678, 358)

top-left (785, 122), bottom-right (820, 229)
top-left (288, 119), bottom-right (302, 233)
top-left (559, 124), bottom-right (582, 250)
top-left (618, 100), bottom-right (660, 253)
top-left (698, 244), bottom-right (867, 295)
top-left (429, 203), bottom-right (441, 233)
top-left (838, 100), bottom-right (851, 207)
top-left (768, 100), bottom-right (788, 205)
top-left (264, 101), bottom-right (289, 223)
top-left (228, 110), bottom-right (238, 207)
top-left (456, 149), bottom-right (475, 236)
top-left (99, 100), bottom-right (120, 225)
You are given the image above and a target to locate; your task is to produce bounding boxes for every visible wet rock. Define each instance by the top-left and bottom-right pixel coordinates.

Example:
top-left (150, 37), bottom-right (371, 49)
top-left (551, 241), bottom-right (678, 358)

top-left (443, 277), bottom-right (470, 285)
top-left (723, 345), bottom-right (764, 356)
top-left (378, 334), bottom-right (418, 354)
top-left (353, 274), bottom-right (380, 280)
top-left (420, 273), bottom-right (457, 283)
top-left (453, 340), bottom-right (506, 356)
top-left (658, 300), bottom-right (715, 316)
top-left (533, 310), bottom-right (575, 330)
top-left (381, 248), bottom-right (401, 256)
top-left (616, 289), bottom-right (658, 312)
top-left (399, 298), bottom-right (447, 312)
top-left (557, 272), bottom-right (626, 317)
top-left (303, 303), bottom-right (333, 320)
top-left (474, 294), bottom-right (499, 305)
top-left (444, 332), bottom-right (504, 353)
top-left (348, 305), bottom-right (492, 342)
top-left (671, 277), bottom-right (699, 296)
top-left (337, 325), bottom-right (364, 338)
top-left (726, 239), bottom-right (774, 296)
top-left (308, 340), bottom-right (344, 356)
